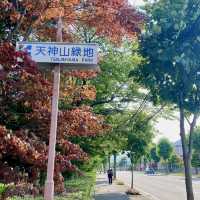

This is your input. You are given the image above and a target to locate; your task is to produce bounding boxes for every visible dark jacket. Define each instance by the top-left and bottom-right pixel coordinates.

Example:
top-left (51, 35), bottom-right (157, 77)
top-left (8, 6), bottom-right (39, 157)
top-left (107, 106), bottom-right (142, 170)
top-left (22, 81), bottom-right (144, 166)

top-left (107, 169), bottom-right (113, 178)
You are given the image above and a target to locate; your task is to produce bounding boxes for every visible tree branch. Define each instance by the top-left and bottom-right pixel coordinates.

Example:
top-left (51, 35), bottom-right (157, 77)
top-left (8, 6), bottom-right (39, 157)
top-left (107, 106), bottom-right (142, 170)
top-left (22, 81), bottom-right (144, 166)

top-left (95, 108), bottom-right (124, 115)
top-left (23, 0), bottom-right (51, 40)
top-left (91, 95), bottom-right (115, 107)
top-left (145, 103), bottom-right (166, 123)
top-left (185, 115), bottom-right (191, 126)
top-left (7, 11), bottom-right (26, 41)
top-left (129, 92), bottom-right (151, 123)
top-left (174, 2), bottom-right (200, 47)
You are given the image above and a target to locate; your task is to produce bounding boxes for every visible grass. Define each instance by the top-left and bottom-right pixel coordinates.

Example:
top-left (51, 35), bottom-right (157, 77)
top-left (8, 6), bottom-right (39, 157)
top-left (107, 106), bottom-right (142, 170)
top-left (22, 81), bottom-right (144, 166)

top-left (6, 171), bottom-right (96, 200)
top-left (65, 171), bottom-right (96, 200)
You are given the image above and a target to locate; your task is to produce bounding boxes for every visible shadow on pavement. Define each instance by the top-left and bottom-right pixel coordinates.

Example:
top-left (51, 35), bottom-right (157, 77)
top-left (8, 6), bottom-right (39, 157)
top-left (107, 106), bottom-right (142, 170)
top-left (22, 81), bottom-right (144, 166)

top-left (95, 193), bottom-right (128, 200)
top-left (96, 180), bottom-right (108, 186)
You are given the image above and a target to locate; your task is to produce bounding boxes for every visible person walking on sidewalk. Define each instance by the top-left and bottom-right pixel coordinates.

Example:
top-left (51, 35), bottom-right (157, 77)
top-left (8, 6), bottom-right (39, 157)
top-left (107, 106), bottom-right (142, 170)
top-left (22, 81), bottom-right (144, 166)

top-left (107, 168), bottom-right (113, 184)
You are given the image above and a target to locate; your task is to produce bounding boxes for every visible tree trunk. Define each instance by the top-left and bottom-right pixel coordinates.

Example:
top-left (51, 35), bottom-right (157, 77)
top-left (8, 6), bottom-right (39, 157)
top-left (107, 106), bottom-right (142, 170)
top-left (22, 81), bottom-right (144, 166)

top-left (108, 155), bottom-right (111, 169)
top-left (103, 161), bottom-right (106, 173)
top-left (139, 158), bottom-right (142, 171)
top-left (144, 157), bottom-right (147, 170)
top-left (179, 104), bottom-right (194, 200)
top-left (195, 168), bottom-right (198, 175)
top-left (183, 156), bottom-right (194, 200)
top-left (113, 152), bottom-right (117, 179)
top-left (131, 162), bottom-right (134, 189)
top-left (165, 161), bottom-right (168, 173)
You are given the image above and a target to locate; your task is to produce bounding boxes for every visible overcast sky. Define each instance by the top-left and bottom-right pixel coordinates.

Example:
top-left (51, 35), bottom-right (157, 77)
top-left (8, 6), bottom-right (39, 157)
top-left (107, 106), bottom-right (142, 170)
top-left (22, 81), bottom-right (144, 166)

top-left (154, 117), bottom-right (181, 143)
top-left (129, 0), bottom-right (145, 6)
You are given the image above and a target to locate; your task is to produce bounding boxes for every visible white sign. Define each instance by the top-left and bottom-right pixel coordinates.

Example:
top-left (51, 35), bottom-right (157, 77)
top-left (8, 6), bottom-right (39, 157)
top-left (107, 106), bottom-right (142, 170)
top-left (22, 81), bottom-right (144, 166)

top-left (17, 42), bottom-right (98, 66)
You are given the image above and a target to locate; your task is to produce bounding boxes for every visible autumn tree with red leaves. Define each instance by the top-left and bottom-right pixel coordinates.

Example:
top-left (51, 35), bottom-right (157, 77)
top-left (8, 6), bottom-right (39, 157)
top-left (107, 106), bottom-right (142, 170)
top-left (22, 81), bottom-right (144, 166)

top-left (0, 42), bottom-right (108, 193)
top-left (0, 0), bottom-right (144, 43)
top-left (0, 0), bottom-right (144, 196)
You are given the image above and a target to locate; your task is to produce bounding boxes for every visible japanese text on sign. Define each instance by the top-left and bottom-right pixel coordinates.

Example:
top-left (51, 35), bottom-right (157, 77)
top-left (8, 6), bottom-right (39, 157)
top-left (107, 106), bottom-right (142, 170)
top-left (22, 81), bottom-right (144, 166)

top-left (16, 42), bottom-right (98, 65)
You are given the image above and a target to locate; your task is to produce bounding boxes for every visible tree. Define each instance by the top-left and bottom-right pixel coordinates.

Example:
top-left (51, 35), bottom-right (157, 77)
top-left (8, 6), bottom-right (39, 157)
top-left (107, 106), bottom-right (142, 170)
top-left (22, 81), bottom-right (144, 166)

top-left (150, 145), bottom-right (160, 169)
top-left (191, 128), bottom-right (200, 174)
top-left (126, 112), bottom-right (154, 189)
top-left (90, 40), bottom-right (167, 178)
top-left (191, 151), bottom-right (200, 174)
top-left (192, 127), bottom-right (200, 153)
top-left (85, 41), bottom-right (144, 180)
top-left (60, 41), bottom-right (145, 183)
top-left (168, 153), bottom-right (183, 172)
top-left (0, 42), bottom-right (109, 193)
top-left (0, 0), bottom-right (145, 196)
top-left (0, 0), bottom-right (144, 43)
top-left (157, 138), bottom-right (173, 162)
top-left (130, 1), bottom-right (200, 199)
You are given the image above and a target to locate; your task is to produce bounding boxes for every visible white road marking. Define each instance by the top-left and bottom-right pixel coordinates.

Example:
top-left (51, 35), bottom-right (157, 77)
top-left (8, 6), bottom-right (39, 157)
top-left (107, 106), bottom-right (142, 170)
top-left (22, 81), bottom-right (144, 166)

top-left (134, 185), bottom-right (161, 200)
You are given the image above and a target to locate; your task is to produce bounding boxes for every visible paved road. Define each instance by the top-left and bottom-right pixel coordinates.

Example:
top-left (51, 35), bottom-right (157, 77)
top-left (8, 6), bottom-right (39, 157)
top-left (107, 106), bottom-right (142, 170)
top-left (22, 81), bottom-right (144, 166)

top-left (117, 171), bottom-right (200, 200)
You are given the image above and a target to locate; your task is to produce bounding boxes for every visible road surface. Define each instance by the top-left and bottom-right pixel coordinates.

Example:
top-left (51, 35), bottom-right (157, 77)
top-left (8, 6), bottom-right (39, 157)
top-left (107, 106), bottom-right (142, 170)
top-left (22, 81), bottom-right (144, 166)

top-left (117, 171), bottom-right (200, 200)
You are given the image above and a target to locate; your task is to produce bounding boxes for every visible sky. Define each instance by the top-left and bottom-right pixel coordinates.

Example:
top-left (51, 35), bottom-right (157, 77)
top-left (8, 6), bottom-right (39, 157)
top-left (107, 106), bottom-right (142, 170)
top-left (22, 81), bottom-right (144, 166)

top-left (129, 0), bottom-right (145, 6)
top-left (154, 117), bottom-right (181, 143)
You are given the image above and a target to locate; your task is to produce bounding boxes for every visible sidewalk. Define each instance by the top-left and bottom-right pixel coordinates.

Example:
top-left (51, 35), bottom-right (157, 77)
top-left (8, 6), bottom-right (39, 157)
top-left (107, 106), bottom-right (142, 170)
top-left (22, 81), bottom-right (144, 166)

top-left (95, 174), bottom-right (150, 200)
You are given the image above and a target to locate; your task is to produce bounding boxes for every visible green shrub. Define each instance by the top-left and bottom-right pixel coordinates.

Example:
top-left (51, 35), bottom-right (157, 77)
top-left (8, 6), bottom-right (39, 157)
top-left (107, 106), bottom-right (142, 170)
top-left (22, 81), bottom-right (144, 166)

top-left (65, 171), bottom-right (96, 200)
top-left (0, 183), bottom-right (7, 195)
top-left (7, 171), bottom-right (96, 200)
